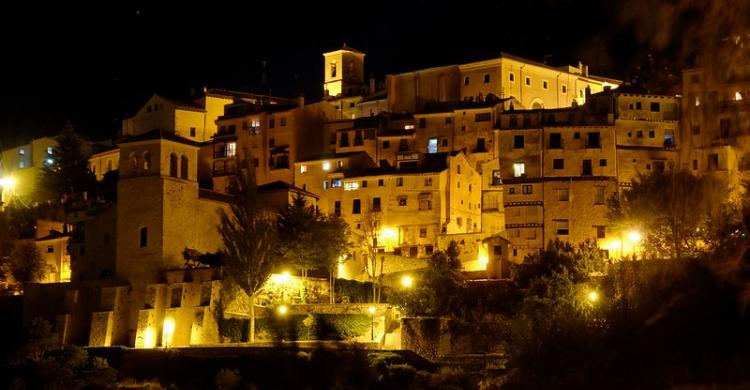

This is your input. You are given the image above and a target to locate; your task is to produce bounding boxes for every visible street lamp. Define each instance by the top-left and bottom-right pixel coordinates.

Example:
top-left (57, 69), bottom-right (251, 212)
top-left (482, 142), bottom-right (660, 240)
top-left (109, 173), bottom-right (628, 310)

top-left (0, 177), bottom-right (16, 189)
top-left (368, 306), bottom-right (376, 341)
top-left (587, 290), bottom-right (599, 303)
top-left (163, 317), bottom-right (175, 348)
top-left (277, 304), bottom-right (288, 316)
top-left (628, 230), bottom-right (642, 260)
top-left (400, 275), bottom-right (414, 289)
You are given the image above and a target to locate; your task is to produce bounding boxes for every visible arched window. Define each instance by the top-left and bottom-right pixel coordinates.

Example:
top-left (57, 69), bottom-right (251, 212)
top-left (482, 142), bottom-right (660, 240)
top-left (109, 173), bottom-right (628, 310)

top-left (142, 151), bottom-right (151, 171)
top-left (180, 155), bottom-right (189, 180)
top-left (130, 153), bottom-right (138, 171)
top-left (169, 153), bottom-right (178, 177)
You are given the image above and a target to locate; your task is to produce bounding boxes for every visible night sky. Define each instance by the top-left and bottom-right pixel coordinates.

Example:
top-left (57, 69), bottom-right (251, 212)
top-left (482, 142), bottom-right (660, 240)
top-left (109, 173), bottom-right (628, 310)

top-left (0, 1), bottom-right (682, 147)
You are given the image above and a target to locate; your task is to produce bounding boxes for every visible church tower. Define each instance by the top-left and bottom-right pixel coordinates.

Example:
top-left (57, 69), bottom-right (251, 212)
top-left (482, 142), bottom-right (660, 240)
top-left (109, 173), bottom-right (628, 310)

top-left (323, 44), bottom-right (366, 98)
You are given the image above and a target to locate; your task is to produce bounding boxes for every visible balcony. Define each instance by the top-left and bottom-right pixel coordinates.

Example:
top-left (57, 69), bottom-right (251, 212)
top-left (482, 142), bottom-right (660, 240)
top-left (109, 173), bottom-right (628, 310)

top-left (212, 160), bottom-right (237, 176)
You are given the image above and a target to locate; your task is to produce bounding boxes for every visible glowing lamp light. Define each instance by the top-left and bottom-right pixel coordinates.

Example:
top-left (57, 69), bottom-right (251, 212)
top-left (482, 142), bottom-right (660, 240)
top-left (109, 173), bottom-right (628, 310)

top-left (368, 306), bottom-right (376, 315)
top-left (277, 305), bottom-right (288, 316)
top-left (381, 227), bottom-right (397, 240)
top-left (400, 275), bottom-right (414, 289)
top-left (322, 161), bottom-right (331, 171)
top-left (627, 231), bottom-right (642, 243)
top-left (271, 271), bottom-right (291, 284)
top-left (162, 317), bottom-right (175, 347)
top-left (478, 255), bottom-right (489, 267)
top-left (587, 291), bottom-right (600, 303)
top-left (0, 177), bottom-right (16, 189)
top-left (142, 327), bottom-right (156, 349)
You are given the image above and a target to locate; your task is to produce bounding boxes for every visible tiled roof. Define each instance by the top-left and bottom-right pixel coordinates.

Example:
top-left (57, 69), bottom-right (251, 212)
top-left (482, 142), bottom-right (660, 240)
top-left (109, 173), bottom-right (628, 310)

top-left (117, 129), bottom-right (203, 147)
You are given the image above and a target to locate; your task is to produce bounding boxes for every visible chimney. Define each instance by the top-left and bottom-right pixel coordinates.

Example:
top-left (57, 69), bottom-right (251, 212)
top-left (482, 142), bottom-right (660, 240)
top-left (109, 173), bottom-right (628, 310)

top-left (369, 76), bottom-right (376, 94)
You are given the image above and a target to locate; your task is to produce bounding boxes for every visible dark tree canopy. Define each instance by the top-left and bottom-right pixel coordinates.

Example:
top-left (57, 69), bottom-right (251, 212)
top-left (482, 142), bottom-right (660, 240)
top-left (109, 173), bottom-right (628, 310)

top-left (37, 122), bottom-right (96, 206)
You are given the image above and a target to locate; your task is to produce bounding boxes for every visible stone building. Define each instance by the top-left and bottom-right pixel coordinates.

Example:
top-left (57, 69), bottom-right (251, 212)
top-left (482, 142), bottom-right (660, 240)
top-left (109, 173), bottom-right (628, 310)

top-left (0, 137), bottom-right (57, 206)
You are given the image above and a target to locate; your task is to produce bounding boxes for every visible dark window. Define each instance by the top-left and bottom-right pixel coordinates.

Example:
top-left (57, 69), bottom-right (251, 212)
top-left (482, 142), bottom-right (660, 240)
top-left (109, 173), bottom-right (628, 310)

top-left (691, 74), bottom-right (700, 83)
top-left (442, 138), bottom-right (449, 147)
top-left (636, 102), bottom-right (642, 110)
top-left (475, 113), bottom-right (491, 122)
top-left (484, 74), bottom-right (490, 83)
top-left (269, 138), bottom-right (275, 148)
top-left (464, 76), bottom-right (470, 86)
top-left (693, 159), bottom-right (698, 170)
top-left (553, 159), bottom-right (564, 169)
top-left (637, 130), bottom-right (643, 138)
top-left (513, 135), bottom-right (524, 149)
top-left (398, 196), bottom-right (407, 206)
top-left (522, 184), bottom-right (533, 194)
top-left (253, 158), bottom-right (259, 167)
top-left (650, 102), bottom-right (660, 112)
top-left (382, 140), bottom-right (390, 149)
top-left (445, 117), bottom-right (452, 124)
top-left (574, 132), bottom-right (580, 139)
top-left (582, 159), bottom-right (593, 176)
top-left (180, 156), bottom-right (189, 180)
top-left (549, 133), bottom-right (562, 148)
top-left (372, 197), bottom-right (381, 212)
top-left (190, 127), bottom-right (196, 137)
top-left (587, 132), bottom-right (601, 148)
top-left (476, 138), bottom-right (486, 152)
top-left (555, 220), bottom-right (569, 235)
top-left (525, 77), bottom-right (531, 86)
top-left (47, 246), bottom-right (53, 253)
top-left (654, 161), bottom-right (666, 172)
top-left (280, 117), bottom-right (287, 126)
top-left (599, 159), bottom-right (607, 167)
top-left (352, 199), bottom-right (361, 214)
top-left (708, 153), bottom-right (719, 170)
top-left (269, 118), bottom-right (275, 128)
top-left (378, 179), bottom-right (384, 186)
top-left (362, 180), bottom-right (367, 188)
top-left (419, 118), bottom-right (426, 128)
top-left (509, 116), bottom-right (518, 127)
top-left (334, 201), bottom-right (341, 216)
top-left (396, 177), bottom-right (403, 186)
top-left (169, 154), bottom-right (178, 177)
top-left (420, 228), bottom-right (427, 238)
top-left (648, 130), bottom-right (655, 138)
top-left (720, 118), bottom-right (731, 138)
top-left (596, 226), bottom-right (606, 239)
top-left (523, 116), bottom-right (531, 127)
top-left (139, 227), bottom-right (148, 248)
top-left (339, 132), bottom-right (350, 147)
top-left (692, 126), bottom-right (701, 135)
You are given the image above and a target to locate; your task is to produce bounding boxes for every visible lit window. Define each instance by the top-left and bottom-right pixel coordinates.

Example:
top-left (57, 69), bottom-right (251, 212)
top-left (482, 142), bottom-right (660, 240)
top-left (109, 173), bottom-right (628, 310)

top-left (46, 158), bottom-right (54, 166)
top-left (300, 165), bottom-right (308, 174)
top-left (427, 138), bottom-right (438, 154)
top-left (694, 96), bottom-right (700, 106)
top-left (47, 147), bottom-right (53, 155)
top-left (226, 142), bottom-right (236, 157)
top-left (404, 124), bottom-right (415, 130)
top-left (337, 160), bottom-right (343, 168)
top-left (19, 161), bottom-right (25, 169)
top-left (735, 91), bottom-right (743, 101)
top-left (19, 148), bottom-right (25, 156)
top-left (322, 162), bottom-right (331, 171)
top-left (513, 162), bottom-right (525, 177)
top-left (331, 179), bottom-right (342, 188)
top-left (344, 181), bottom-right (359, 191)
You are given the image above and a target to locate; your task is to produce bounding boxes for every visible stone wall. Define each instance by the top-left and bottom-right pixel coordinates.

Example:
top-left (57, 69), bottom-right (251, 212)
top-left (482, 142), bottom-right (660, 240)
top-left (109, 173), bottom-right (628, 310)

top-left (401, 317), bottom-right (507, 361)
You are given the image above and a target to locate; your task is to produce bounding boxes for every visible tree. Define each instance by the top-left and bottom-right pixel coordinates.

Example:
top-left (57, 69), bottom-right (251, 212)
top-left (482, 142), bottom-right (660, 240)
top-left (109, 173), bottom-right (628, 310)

top-left (608, 169), bottom-right (732, 260)
top-left (218, 167), bottom-right (279, 342)
top-left (277, 195), bottom-right (319, 302)
top-left (511, 239), bottom-right (604, 289)
top-left (277, 195), bottom-right (350, 304)
top-left (314, 213), bottom-right (350, 304)
top-left (359, 211), bottom-right (384, 303)
top-left (392, 241), bottom-right (465, 317)
top-left (5, 242), bottom-right (46, 284)
top-left (37, 121), bottom-right (96, 206)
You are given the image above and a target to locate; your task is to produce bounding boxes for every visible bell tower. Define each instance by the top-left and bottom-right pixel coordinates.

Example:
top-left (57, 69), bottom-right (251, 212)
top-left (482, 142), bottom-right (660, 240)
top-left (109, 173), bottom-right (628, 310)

top-left (323, 43), bottom-right (366, 99)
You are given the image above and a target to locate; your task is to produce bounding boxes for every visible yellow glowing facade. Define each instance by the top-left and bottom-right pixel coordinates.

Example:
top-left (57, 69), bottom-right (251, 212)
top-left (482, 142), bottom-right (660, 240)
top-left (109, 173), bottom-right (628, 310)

top-left (0, 137), bottom-right (57, 205)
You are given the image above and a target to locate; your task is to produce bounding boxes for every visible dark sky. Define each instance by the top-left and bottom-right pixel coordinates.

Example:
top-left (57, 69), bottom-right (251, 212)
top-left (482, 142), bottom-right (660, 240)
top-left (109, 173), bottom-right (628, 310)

top-left (0, 0), bottom-right (657, 147)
